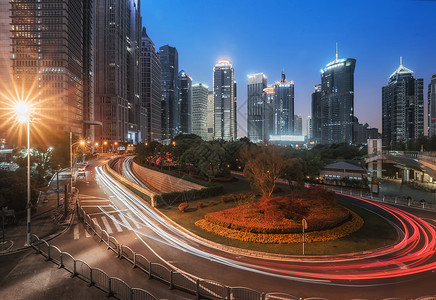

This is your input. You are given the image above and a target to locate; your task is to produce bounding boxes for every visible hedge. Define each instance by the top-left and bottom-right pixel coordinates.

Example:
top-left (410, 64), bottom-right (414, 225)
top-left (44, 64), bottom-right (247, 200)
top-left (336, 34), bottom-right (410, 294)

top-left (155, 184), bottom-right (224, 206)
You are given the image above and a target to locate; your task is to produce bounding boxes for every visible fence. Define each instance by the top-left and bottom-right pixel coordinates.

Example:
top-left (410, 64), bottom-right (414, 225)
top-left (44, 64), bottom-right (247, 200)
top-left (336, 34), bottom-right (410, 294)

top-left (327, 186), bottom-right (436, 210)
top-left (76, 202), bottom-right (436, 300)
top-left (29, 234), bottom-right (158, 300)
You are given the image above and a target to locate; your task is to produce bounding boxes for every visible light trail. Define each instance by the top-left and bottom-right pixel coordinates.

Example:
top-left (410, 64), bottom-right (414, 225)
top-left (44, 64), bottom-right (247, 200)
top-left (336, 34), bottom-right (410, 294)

top-left (92, 161), bottom-right (436, 285)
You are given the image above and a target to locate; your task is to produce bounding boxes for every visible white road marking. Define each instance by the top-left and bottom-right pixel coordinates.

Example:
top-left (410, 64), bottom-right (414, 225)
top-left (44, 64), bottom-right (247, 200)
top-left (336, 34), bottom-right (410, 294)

top-left (79, 199), bottom-right (110, 203)
top-left (119, 213), bottom-right (133, 229)
top-left (101, 216), bottom-right (113, 234)
top-left (111, 216), bottom-right (123, 232)
top-left (80, 205), bottom-right (112, 208)
top-left (74, 225), bottom-right (79, 240)
top-left (128, 212), bottom-right (141, 229)
top-left (85, 229), bottom-right (91, 238)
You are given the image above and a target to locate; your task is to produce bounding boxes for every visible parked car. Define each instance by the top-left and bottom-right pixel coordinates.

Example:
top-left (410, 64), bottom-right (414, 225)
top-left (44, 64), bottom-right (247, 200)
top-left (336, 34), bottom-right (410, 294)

top-left (78, 168), bottom-right (86, 177)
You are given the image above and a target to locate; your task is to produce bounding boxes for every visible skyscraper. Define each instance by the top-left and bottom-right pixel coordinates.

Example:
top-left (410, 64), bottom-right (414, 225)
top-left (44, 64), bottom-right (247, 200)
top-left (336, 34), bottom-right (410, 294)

top-left (178, 70), bottom-right (192, 135)
top-left (207, 91), bottom-right (214, 141)
top-left (320, 49), bottom-right (356, 145)
top-left (0, 0), bottom-right (12, 139)
top-left (428, 74), bottom-right (436, 138)
top-left (294, 114), bottom-right (303, 136)
top-left (311, 84), bottom-right (322, 144)
top-left (141, 28), bottom-right (162, 142)
top-left (192, 83), bottom-right (209, 140)
top-left (273, 72), bottom-right (294, 136)
top-left (7, 0), bottom-right (95, 139)
top-left (307, 116), bottom-right (313, 140)
top-left (95, 0), bottom-right (142, 144)
top-left (213, 59), bottom-right (236, 141)
top-left (382, 58), bottom-right (424, 147)
top-left (160, 45), bottom-right (179, 142)
top-left (247, 73), bottom-right (268, 143)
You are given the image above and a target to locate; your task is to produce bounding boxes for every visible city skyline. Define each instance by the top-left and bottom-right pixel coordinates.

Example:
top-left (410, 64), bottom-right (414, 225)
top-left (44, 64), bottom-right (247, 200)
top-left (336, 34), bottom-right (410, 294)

top-left (141, 0), bottom-right (436, 136)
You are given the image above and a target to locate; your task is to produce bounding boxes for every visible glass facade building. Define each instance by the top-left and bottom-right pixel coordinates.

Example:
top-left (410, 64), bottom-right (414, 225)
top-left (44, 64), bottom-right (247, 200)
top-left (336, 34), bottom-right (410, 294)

top-left (192, 83), bottom-right (209, 140)
top-left (213, 59), bottom-right (236, 141)
top-left (178, 70), bottom-right (192, 135)
top-left (320, 55), bottom-right (356, 145)
top-left (382, 58), bottom-right (424, 147)
top-left (311, 84), bottom-right (322, 144)
top-left (141, 27), bottom-right (161, 142)
top-left (273, 72), bottom-right (294, 136)
top-left (428, 74), bottom-right (436, 138)
top-left (95, 0), bottom-right (142, 144)
top-left (160, 45), bottom-right (178, 142)
top-left (247, 73), bottom-right (267, 143)
top-left (9, 0), bottom-right (95, 138)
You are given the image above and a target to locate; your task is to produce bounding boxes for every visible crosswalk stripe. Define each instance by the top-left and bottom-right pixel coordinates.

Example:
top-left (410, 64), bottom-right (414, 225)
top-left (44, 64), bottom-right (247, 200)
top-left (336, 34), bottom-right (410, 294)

top-left (111, 216), bottom-right (123, 232)
top-left (127, 213), bottom-right (141, 229)
top-left (74, 224), bottom-right (79, 240)
top-left (101, 216), bottom-right (113, 234)
top-left (85, 229), bottom-right (91, 238)
top-left (119, 213), bottom-right (132, 229)
top-left (79, 199), bottom-right (110, 203)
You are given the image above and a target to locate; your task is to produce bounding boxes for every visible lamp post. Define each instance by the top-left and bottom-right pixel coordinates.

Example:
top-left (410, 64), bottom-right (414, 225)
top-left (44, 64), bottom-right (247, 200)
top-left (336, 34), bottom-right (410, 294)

top-left (15, 102), bottom-right (32, 246)
top-left (69, 133), bottom-right (85, 191)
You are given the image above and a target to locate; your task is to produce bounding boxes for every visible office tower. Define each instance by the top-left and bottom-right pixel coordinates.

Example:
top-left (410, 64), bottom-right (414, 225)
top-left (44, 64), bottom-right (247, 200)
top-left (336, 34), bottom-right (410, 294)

top-left (0, 0), bottom-right (11, 139)
top-left (294, 114), bottom-right (303, 136)
top-left (247, 73), bottom-right (268, 143)
top-left (141, 28), bottom-right (162, 142)
top-left (178, 70), bottom-right (192, 135)
top-left (160, 45), bottom-right (179, 142)
top-left (7, 0), bottom-right (95, 139)
top-left (307, 116), bottom-right (313, 140)
top-left (320, 49), bottom-right (356, 145)
top-left (353, 117), bottom-right (381, 145)
top-left (192, 83), bottom-right (209, 140)
top-left (213, 59), bottom-right (236, 141)
top-left (262, 86), bottom-right (276, 142)
top-left (382, 57), bottom-right (424, 147)
top-left (234, 81), bottom-right (238, 139)
top-left (207, 91), bottom-right (214, 140)
top-left (429, 74), bottom-right (436, 138)
top-left (273, 72), bottom-right (295, 136)
top-left (311, 84), bottom-right (322, 144)
top-left (95, 0), bottom-right (142, 144)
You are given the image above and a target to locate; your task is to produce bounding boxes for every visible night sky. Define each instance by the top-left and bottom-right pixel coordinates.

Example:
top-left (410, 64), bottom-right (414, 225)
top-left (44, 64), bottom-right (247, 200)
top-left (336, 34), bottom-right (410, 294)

top-left (140, 0), bottom-right (436, 137)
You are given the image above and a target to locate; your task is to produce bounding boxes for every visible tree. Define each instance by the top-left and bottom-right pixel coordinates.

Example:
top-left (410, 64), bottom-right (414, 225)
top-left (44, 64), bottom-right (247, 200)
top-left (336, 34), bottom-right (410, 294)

top-left (240, 144), bottom-right (289, 198)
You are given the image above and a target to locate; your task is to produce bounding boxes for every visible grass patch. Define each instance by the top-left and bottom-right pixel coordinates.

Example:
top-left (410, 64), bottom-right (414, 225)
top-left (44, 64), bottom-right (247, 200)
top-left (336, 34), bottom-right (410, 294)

top-left (160, 188), bottom-right (398, 255)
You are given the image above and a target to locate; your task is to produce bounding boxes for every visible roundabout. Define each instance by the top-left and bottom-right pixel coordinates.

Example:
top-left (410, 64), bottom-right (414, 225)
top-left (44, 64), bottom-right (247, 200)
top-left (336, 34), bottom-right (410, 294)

top-left (92, 159), bottom-right (436, 298)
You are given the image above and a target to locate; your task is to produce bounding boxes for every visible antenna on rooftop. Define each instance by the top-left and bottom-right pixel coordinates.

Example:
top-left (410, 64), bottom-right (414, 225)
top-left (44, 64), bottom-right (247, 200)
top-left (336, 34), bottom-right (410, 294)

top-left (335, 42), bottom-right (338, 60)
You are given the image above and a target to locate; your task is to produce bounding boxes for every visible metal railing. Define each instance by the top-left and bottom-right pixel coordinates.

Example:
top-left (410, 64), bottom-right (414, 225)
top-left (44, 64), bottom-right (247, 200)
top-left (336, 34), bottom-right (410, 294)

top-left (76, 195), bottom-right (436, 300)
top-left (29, 234), bottom-right (157, 300)
top-left (328, 186), bottom-right (436, 210)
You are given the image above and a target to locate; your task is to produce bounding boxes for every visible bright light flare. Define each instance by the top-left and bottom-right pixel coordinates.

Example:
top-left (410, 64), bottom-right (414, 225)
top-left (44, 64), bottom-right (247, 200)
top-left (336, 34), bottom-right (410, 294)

top-left (14, 102), bottom-right (30, 123)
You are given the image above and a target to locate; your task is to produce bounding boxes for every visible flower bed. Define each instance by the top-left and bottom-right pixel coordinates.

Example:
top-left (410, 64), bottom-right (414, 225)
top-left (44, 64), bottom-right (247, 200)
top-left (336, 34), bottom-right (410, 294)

top-left (195, 209), bottom-right (364, 244)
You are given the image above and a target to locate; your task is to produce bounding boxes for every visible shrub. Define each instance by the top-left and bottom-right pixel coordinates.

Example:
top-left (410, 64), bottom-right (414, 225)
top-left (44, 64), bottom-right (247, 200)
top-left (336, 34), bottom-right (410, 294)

top-left (197, 202), bottom-right (204, 209)
top-left (221, 194), bottom-right (235, 203)
top-left (209, 200), bottom-right (215, 206)
top-left (178, 202), bottom-right (189, 212)
top-left (272, 186), bottom-right (284, 194)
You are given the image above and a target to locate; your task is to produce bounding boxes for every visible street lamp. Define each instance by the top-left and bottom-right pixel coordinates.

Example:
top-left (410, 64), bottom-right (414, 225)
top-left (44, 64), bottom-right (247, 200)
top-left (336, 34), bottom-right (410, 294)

top-left (14, 102), bottom-right (32, 246)
top-left (70, 132), bottom-right (85, 190)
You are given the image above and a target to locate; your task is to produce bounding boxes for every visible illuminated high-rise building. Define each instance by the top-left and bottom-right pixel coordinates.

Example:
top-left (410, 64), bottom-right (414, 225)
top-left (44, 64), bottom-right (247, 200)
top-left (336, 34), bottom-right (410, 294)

top-left (192, 83), bottom-right (209, 140)
top-left (273, 72), bottom-right (294, 136)
top-left (428, 74), bottom-right (436, 138)
top-left (307, 116), bottom-right (313, 140)
top-left (247, 73), bottom-right (268, 143)
top-left (141, 27), bottom-right (161, 142)
top-left (311, 84), bottom-right (322, 144)
top-left (320, 49), bottom-right (356, 145)
top-left (382, 57), bottom-right (424, 147)
top-left (294, 114), bottom-right (303, 136)
top-left (213, 59), bottom-right (236, 141)
top-left (207, 91), bottom-right (214, 141)
top-left (6, 0), bottom-right (95, 140)
top-left (95, 0), bottom-right (142, 144)
top-left (178, 70), bottom-right (192, 135)
top-left (160, 45), bottom-right (179, 142)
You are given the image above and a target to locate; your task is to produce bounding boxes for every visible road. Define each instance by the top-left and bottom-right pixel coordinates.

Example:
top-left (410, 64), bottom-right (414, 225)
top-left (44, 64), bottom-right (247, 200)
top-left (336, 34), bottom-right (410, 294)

top-left (61, 155), bottom-right (436, 299)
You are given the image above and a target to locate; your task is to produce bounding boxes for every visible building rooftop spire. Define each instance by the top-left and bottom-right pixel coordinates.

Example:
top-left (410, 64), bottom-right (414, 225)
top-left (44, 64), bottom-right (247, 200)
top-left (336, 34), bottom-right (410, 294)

top-left (335, 42), bottom-right (338, 61)
top-left (389, 56), bottom-right (413, 80)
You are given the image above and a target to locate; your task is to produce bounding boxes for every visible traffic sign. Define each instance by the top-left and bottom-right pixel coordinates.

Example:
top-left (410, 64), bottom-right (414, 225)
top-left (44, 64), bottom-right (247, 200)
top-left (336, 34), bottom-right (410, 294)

top-left (61, 174), bottom-right (72, 179)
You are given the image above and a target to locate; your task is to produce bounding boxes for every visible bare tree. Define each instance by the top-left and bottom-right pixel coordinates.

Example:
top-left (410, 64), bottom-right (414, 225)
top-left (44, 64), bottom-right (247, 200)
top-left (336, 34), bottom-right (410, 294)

top-left (240, 144), bottom-right (289, 198)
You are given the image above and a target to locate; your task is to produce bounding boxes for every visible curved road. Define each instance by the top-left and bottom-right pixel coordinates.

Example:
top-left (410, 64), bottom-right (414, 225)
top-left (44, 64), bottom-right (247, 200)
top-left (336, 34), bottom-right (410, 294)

top-left (75, 156), bottom-right (436, 299)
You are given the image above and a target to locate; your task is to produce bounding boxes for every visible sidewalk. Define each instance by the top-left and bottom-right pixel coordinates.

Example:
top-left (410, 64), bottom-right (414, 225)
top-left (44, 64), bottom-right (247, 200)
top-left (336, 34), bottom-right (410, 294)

top-left (0, 173), bottom-right (71, 253)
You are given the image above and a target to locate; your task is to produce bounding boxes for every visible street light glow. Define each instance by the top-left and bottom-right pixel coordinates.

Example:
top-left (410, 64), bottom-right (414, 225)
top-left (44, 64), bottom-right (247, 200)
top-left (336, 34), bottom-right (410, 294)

top-left (14, 102), bottom-right (30, 123)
